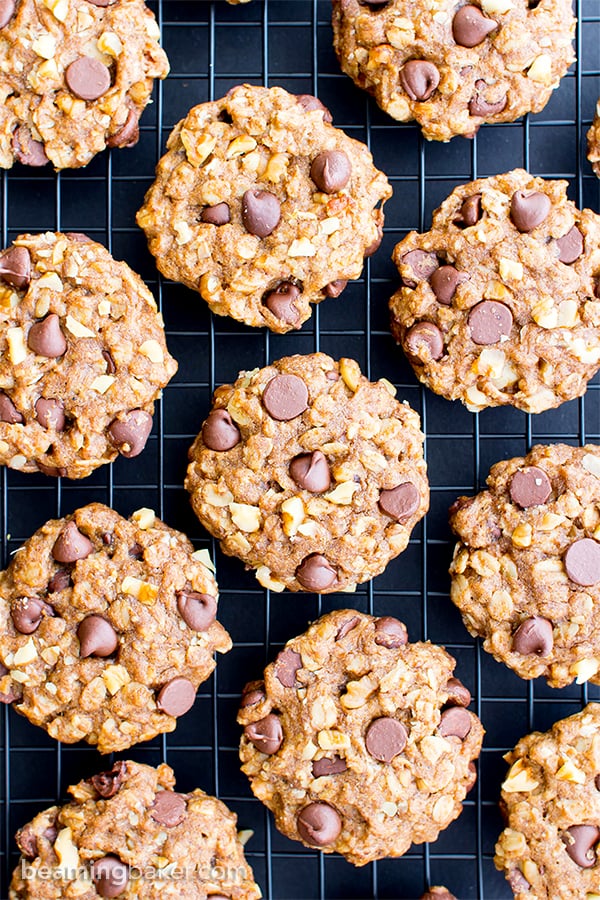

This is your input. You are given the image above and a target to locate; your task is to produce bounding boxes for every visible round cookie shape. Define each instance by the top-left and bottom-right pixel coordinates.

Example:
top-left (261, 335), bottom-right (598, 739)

top-left (495, 704), bottom-right (600, 898)
top-left (237, 609), bottom-right (484, 866)
top-left (0, 232), bottom-right (177, 479)
top-left (449, 444), bottom-right (600, 688)
top-left (9, 761), bottom-right (261, 899)
top-left (136, 84), bottom-right (391, 333)
top-left (185, 353), bottom-right (429, 593)
top-left (0, 0), bottom-right (169, 169)
top-left (588, 99), bottom-right (600, 180)
top-left (0, 504), bottom-right (231, 752)
top-left (390, 170), bottom-right (600, 414)
top-left (332, 0), bottom-right (575, 142)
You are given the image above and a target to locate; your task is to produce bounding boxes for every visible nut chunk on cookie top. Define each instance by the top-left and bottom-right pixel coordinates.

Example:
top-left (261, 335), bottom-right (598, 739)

top-left (0, 0), bottom-right (169, 169)
top-left (238, 609), bottom-right (484, 866)
top-left (0, 503), bottom-right (231, 753)
top-left (9, 760), bottom-right (261, 899)
top-left (185, 353), bottom-right (428, 593)
top-left (0, 232), bottom-right (177, 479)
top-left (449, 443), bottom-right (600, 689)
top-left (390, 170), bottom-right (600, 414)
top-left (495, 704), bottom-right (600, 900)
top-left (137, 84), bottom-right (391, 333)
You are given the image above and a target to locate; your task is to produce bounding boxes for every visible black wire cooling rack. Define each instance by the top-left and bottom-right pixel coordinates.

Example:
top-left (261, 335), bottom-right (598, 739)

top-left (1, 1), bottom-right (600, 897)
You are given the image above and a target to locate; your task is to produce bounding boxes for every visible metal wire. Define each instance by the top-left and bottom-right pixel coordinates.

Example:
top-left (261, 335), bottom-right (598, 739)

top-left (1, 0), bottom-right (600, 897)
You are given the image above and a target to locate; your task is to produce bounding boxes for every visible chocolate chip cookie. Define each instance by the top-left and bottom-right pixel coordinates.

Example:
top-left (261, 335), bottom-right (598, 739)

top-left (421, 890), bottom-right (457, 900)
top-left (0, 0), bottom-right (168, 169)
top-left (0, 503), bottom-right (231, 753)
top-left (9, 760), bottom-right (260, 899)
top-left (332, 0), bottom-right (575, 142)
top-left (0, 232), bottom-right (177, 478)
top-left (237, 609), bottom-right (484, 866)
top-left (495, 703), bottom-right (600, 899)
top-left (185, 353), bottom-right (428, 593)
top-left (450, 444), bottom-right (600, 689)
top-left (137, 84), bottom-right (391, 333)
top-left (390, 170), bottom-right (600, 413)
top-left (587, 98), bottom-right (600, 178)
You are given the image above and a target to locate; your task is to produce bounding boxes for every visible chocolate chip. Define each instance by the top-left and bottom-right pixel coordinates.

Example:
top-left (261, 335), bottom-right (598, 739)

top-left (86, 0), bottom-right (115, 5)
top-left (312, 756), bottom-right (347, 777)
top-left (263, 281), bottom-right (301, 325)
top-left (91, 855), bottom-right (130, 898)
top-left (48, 568), bottom-right (71, 593)
top-left (561, 825), bottom-right (599, 868)
top-left (555, 225), bottom-right (584, 264)
top-left (77, 615), bottom-right (118, 657)
top-left (108, 409), bottom-right (153, 458)
top-left (16, 825), bottom-right (38, 860)
top-left (240, 681), bottom-right (265, 708)
top-left (509, 467), bottom-right (551, 508)
top-left (102, 350), bottom-right (116, 374)
top-left (297, 802), bottom-right (341, 847)
top-left (289, 451), bottom-right (331, 493)
top-left (295, 553), bottom-right (337, 591)
top-left (468, 300), bottom-right (513, 344)
top-left (452, 5), bottom-right (497, 46)
top-left (439, 707), bottom-right (472, 739)
top-left (374, 616), bottom-right (408, 648)
top-left (65, 56), bottom-right (111, 101)
top-left (445, 677), bottom-right (471, 707)
top-left (466, 760), bottom-right (477, 793)
top-left (52, 521), bottom-right (93, 563)
top-left (28, 314), bottom-right (67, 358)
top-left (35, 398), bottom-right (66, 431)
top-left (0, 0), bottom-right (15, 27)
top-left (0, 663), bottom-right (18, 704)
top-left (564, 538), bottom-right (600, 586)
top-left (510, 190), bottom-right (551, 232)
top-left (0, 245), bottom-right (31, 289)
top-left (262, 374), bottom-right (308, 420)
top-left (151, 791), bottom-right (187, 827)
top-left (468, 80), bottom-right (507, 116)
top-left (400, 60), bottom-right (440, 101)
top-left (244, 714), bottom-right (283, 754)
top-left (241, 189), bottom-right (281, 237)
top-left (296, 94), bottom-right (333, 123)
top-left (275, 648), bottom-right (302, 687)
top-left (430, 265), bottom-right (467, 305)
top-left (401, 249), bottom-right (439, 287)
top-left (512, 617), bottom-right (554, 655)
top-left (454, 194), bottom-right (482, 227)
top-left (157, 678), bottom-right (196, 717)
top-left (596, 774), bottom-right (600, 791)
top-left (507, 869), bottom-right (530, 892)
top-left (202, 409), bottom-right (241, 451)
top-left (404, 321), bottom-right (444, 360)
top-left (0, 392), bottom-right (23, 424)
top-left (176, 590), bottom-right (217, 631)
top-left (335, 616), bottom-right (360, 641)
top-left (324, 279), bottom-right (348, 298)
top-left (200, 202), bottom-right (231, 226)
top-left (310, 150), bottom-right (351, 194)
top-left (12, 126), bottom-right (49, 167)
top-left (37, 463), bottom-right (68, 478)
top-left (128, 542), bottom-right (143, 560)
top-left (11, 597), bottom-right (54, 634)
top-left (359, 0), bottom-right (390, 6)
top-left (106, 108), bottom-right (139, 148)
top-left (91, 761), bottom-right (127, 798)
top-left (365, 717), bottom-right (408, 762)
top-left (378, 482), bottom-right (420, 522)
top-left (421, 889), bottom-right (456, 900)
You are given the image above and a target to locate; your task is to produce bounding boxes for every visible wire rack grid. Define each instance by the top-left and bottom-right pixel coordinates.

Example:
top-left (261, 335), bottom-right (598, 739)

top-left (1, 1), bottom-right (599, 897)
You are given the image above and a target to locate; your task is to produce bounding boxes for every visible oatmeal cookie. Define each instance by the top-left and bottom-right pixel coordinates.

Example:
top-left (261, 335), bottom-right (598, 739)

top-left (0, 0), bottom-right (168, 170)
top-left (449, 444), bottom-right (600, 689)
top-left (495, 703), bottom-right (600, 900)
top-left (390, 170), bottom-right (600, 413)
top-left (0, 231), bottom-right (177, 479)
top-left (238, 609), bottom-right (484, 866)
top-left (587, 98), bottom-right (600, 178)
top-left (332, 0), bottom-right (575, 142)
top-left (185, 353), bottom-right (428, 593)
top-left (136, 84), bottom-right (391, 333)
top-left (0, 504), bottom-right (231, 753)
top-left (9, 760), bottom-right (260, 899)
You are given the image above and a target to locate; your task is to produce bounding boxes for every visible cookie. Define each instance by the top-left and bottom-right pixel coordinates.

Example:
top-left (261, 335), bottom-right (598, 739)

top-left (0, 503), bottom-right (231, 753)
top-left (495, 703), bottom-right (600, 899)
top-left (390, 169), bottom-right (600, 413)
top-left (0, 0), bottom-right (168, 170)
top-left (332, 0), bottom-right (575, 142)
top-left (587, 99), bottom-right (600, 178)
top-left (9, 760), bottom-right (261, 899)
top-left (136, 84), bottom-right (391, 333)
top-left (0, 231), bottom-right (177, 479)
top-left (449, 443), bottom-right (600, 689)
top-left (185, 353), bottom-right (428, 593)
top-left (237, 609), bottom-right (484, 866)
top-left (421, 890), bottom-right (457, 900)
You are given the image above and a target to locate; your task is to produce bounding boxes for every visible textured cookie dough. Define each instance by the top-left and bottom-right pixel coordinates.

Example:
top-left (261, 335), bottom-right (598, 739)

top-left (238, 609), bottom-right (484, 866)
top-left (390, 170), bottom-right (600, 414)
top-left (449, 444), bottom-right (600, 689)
top-left (421, 890), bottom-right (457, 900)
top-left (10, 760), bottom-right (261, 899)
top-left (0, 504), bottom-right (231, 753)
top-left (0, 231), bottom-right (177, 479)
top-left (185, 353), bottom-right (428, 593)
top-left (332, 0), bottom-right (575, 142)
top-left (0, 0), bottom-right (168, 170)
top-left (587, 99), bottom-right (600, 178)
top-left (137, 84), bottom-right (391, 333)
top-left (495, 704), bottom-right (600, 900)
